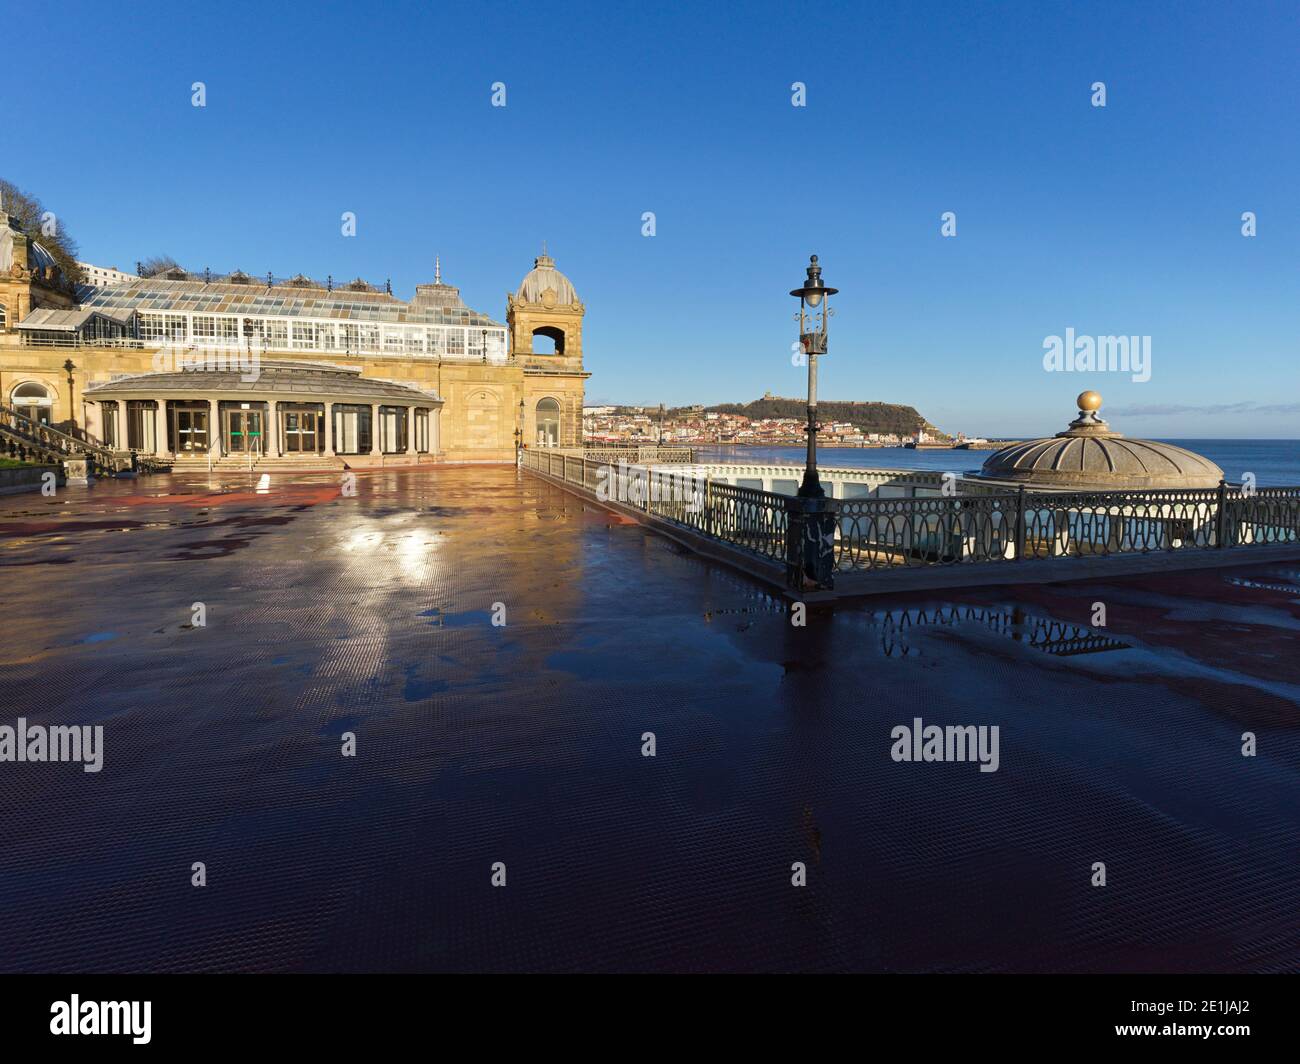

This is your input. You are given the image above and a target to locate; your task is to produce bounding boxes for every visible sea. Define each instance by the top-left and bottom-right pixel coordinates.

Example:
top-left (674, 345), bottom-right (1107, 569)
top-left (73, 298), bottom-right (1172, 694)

top-left (692, 440), bottom-right (1300, 487)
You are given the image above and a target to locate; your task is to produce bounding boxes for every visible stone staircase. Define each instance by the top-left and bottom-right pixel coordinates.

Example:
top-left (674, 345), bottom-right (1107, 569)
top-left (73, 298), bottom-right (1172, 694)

top-left (159, 451), bottom-right (437, 475)
top-left (168, 451), bottom-right (348, 473)
top-left (0, 402), bottom-right (154, 474)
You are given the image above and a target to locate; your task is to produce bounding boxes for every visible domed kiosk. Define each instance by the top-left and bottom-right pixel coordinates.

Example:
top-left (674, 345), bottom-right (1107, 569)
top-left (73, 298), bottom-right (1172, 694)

top-left (975, 391), bottom-right (1224, 490)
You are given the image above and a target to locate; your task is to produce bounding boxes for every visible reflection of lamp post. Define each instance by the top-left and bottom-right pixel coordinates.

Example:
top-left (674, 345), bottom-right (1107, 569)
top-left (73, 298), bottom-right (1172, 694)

top-left (786, 255), bottom-right (838, 590)
top-left (63, 358), bottom-right (76, 427)
top-left (516, 398), bottom-right (525, 463)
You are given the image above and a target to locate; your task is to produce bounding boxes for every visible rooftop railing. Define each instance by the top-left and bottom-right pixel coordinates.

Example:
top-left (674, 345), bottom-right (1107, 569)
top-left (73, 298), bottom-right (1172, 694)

top-left (89, 270), bottom-right (396, 294)
top-left (7, 332), bottom-right (514, 363)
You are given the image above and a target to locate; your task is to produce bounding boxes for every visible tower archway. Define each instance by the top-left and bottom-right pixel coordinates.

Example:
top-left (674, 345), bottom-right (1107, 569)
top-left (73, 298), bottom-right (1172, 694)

top-left (530, 326), bottom-right (565, 355)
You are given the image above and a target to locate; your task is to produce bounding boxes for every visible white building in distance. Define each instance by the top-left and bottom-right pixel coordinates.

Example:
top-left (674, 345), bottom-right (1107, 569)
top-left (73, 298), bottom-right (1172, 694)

top-left (78, 262), bottom-right (137, 288)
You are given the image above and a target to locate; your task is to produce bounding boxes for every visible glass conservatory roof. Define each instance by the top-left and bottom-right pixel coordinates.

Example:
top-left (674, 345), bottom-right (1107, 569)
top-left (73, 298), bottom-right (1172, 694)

top-left (79, 277), bottom-right (504, 327)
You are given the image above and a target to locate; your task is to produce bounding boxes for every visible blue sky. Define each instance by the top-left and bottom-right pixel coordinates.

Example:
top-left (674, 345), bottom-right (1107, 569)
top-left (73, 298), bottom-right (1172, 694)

top-left (7, 0), bottom-right (1299, 437)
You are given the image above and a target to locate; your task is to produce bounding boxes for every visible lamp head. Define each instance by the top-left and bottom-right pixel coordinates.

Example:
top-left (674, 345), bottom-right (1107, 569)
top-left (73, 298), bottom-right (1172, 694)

top-left (790, 254), bottom-right (837, 306)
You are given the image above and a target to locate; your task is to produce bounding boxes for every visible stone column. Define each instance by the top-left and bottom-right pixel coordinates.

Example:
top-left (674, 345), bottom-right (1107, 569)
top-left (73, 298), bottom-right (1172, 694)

top-left (323, 402), bottom-right (334, 456)
top-left (370, 405), bottom-right (382, 458)
top-left (154, 401), bottom-right (166, 455)
top-left (266, 401), bottom-right (280, 457)
top-left (405, 407), bottom-right (416, 456)
top-left (208, 399), bottom-right (218, 455)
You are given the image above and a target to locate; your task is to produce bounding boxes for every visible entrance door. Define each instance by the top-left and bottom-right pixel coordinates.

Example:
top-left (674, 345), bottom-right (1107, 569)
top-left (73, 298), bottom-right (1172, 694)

top-left (283, 408), bottom-right (321, 453)
top-left (173, 406), bottom-right (209, 452)
top-left (224, 408), bottom-right (264, 454)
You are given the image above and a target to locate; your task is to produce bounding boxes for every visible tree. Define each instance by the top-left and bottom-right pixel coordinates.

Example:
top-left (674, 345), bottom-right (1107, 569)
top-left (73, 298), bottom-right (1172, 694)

top-left (138, 256), bottom-right (184, 278)
top-left (0, 178), bottom-right (84, 287)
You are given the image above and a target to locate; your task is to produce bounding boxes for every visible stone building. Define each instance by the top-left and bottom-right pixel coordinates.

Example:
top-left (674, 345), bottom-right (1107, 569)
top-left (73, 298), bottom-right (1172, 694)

top-left (0, 211), bottom-right (76, 335)
top-left (0, 219), bottom-right (588, 465)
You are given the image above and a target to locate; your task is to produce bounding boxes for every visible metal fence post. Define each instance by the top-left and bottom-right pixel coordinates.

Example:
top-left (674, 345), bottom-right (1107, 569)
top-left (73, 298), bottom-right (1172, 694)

top-left (1216, 478), bottom-right (1228, 548)
top-left (1014, 485), bottom-right (1026, 560)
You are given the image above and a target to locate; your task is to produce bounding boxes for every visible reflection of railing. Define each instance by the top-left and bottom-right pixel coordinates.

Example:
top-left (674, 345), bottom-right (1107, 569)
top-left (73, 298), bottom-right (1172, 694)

top-left (523, 448), bottom-right (1300, 591)
top-left (876, 606), bottom-right (1131, 658)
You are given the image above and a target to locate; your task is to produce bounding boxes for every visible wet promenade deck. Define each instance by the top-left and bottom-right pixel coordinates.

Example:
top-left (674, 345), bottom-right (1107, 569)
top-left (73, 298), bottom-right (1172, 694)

top-left (0, 466), bottom-right (1296, 972)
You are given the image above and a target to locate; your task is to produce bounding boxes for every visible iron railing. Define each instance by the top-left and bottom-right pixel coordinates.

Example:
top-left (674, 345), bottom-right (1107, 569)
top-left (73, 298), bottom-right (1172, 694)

top-left (105, 269), bottom-right (395, 292)
top-left (525, 447), bottom-right (786, 564)
top-left (834, 485), bottom-right (1300, 570)
top-left (524, 448), bottom-right (1300, 590)
top-left (567, 444), bottom-right (696, 465)
top-left (5, 333), bottom-right (516, 364)
top-left (6, 334), bottom-right (148, 350)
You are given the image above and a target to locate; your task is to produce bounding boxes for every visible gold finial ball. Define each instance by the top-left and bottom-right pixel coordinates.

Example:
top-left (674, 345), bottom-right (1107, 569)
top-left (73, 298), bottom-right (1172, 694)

top-left (1077, 390), bottom-right (1102, 412)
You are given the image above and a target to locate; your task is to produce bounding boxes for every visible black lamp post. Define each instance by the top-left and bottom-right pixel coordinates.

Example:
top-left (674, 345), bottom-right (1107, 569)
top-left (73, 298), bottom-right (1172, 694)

top-left (789, 255), bottom-right (836, 498)
top-left (63, 358), bottom-right (77, 427)
top-left (658, 403), bottom-right (666, 445)
top-left (786, 255), bottom-right (838, 590)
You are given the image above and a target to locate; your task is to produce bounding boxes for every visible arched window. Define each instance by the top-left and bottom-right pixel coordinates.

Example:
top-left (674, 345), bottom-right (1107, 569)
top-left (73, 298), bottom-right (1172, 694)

top-left (530, 326), bottom-right (565, 356)
top-left (536, 398), bottom-right (561, 447)
top-left (11, 381), bottom-right (54, 425)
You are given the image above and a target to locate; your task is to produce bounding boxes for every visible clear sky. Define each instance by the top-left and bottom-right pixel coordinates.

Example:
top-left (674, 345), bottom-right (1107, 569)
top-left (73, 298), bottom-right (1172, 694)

top-left (7, 0), bottom-right (1298, 438)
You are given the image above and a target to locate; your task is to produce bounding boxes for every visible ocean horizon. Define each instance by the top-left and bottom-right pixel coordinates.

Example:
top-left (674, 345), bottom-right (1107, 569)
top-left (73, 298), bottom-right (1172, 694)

top-left (693, 439), bottom-right (1300, 487)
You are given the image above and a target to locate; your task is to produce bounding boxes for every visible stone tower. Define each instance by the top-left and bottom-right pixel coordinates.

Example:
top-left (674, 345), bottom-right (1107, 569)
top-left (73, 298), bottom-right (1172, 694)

top-left (507, 250), bottom-right (584, 359)
top-left (508, 250), bottom-right (588, 447)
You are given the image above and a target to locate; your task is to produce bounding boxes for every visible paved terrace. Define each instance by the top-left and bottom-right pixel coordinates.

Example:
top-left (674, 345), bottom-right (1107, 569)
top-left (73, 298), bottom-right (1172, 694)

top-left (0, 466), bottom-right (1296, 972)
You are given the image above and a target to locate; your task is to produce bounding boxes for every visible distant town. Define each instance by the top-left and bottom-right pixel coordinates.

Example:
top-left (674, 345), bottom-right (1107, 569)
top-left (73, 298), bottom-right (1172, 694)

top-left (583, 394), bottom-right (1004, 449)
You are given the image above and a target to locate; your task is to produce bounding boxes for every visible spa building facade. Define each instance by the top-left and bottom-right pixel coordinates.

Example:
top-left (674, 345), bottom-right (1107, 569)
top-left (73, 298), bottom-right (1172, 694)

top-left (0, 208), bottom-right (587, 466)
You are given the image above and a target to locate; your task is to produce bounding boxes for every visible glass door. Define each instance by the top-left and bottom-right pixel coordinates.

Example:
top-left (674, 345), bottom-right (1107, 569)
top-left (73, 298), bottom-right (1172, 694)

top-left (224, 408), bottom-right (264, 454)
top-left (283, 408), bottom-right (321, 453)
top-left (172, 405), bottom-right (209, 452)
